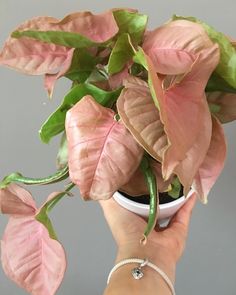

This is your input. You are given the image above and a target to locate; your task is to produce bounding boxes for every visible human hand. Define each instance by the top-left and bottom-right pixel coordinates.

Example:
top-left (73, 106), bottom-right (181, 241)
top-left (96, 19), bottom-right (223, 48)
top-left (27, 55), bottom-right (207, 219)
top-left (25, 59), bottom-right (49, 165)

top-left (100, 193), bottom-right (197, 283)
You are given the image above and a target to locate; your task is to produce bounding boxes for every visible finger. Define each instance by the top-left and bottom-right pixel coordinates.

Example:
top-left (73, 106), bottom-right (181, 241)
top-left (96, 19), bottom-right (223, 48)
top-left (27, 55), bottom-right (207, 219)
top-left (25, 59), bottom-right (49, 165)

top-left (167, 193), bottom-right (197, 235)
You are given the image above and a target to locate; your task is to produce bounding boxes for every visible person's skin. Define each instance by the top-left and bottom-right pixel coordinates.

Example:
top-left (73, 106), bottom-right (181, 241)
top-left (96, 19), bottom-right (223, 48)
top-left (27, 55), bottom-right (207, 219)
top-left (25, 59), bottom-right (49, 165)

top-left (100, 193), bottom-right (197, 295)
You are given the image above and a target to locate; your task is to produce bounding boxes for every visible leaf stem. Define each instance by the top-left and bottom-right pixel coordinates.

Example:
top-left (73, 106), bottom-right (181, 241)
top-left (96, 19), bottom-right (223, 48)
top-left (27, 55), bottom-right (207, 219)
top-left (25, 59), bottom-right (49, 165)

top-left (0, 166), bottom-right (69, 189)
top-left (140, 155), bottom-right (159, 244)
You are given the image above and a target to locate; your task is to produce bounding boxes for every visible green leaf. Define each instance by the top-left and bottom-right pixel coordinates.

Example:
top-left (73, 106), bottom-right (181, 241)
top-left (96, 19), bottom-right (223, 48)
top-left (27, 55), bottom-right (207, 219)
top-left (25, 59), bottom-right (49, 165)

top-left (65, 49), bottom-right (98, 82)
top-left (113, 10), bottom-right (148, 45)
top-left (12, 30), bottom-right (108, 49)
top-left (0, 166), bottom-right (69, 189)
top-left (168, 176), bottom-right (182, 199)
top-left (172, 15), bottom-right (236, 88)
top-left (39, 83), bottom-right (122, 143)
top-left (56, 132), bottom-right (68, 169)
top-left (35, 182), bottom-right (75, 240)
top-left (108, 33), bottom-right (135, 75)
top-left (206, 73), bottom-right (236, 93)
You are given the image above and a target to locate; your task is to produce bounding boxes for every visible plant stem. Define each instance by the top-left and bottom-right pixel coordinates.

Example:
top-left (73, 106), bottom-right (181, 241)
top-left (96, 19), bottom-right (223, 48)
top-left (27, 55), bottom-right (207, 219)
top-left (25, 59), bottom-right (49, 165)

top-left (140, 155), bottom-right (159, 244)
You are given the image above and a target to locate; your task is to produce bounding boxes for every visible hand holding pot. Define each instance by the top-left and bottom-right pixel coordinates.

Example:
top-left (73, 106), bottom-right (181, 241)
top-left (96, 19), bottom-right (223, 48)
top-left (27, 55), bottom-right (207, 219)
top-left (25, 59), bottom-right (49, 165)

top-left (100, 193), bottom-right (197, 295)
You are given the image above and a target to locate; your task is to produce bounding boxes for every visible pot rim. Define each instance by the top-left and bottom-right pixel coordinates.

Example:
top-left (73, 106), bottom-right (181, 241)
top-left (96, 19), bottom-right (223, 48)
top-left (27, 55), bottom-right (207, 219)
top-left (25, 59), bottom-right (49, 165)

top-left (114, 188), bottom-right (195, 210)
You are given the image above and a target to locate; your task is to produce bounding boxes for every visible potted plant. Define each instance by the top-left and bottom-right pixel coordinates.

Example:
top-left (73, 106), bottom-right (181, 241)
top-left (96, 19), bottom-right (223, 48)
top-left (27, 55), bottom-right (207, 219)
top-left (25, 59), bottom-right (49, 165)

top-left (0, 7), bottom-right (235, 295)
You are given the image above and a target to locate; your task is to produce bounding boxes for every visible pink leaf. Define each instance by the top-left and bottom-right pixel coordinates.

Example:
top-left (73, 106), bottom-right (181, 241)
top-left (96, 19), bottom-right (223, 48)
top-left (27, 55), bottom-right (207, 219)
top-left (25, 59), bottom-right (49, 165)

top-left (44, 10), bottom-right (119, 43)
top-left (0, 37), bottom-right (73, 75)
top-left (0, 10), bottom-right (118, 76)
top-left (143, 20), bottom-right (217, 75)
top-left (65, 95), bottom-right (143, 200)
top-left (192, 115), bottom-right (227, 203)
top-left (207, 91), bottom-right (236, 123)
top-left (117, 76), bottom-right (168, 161)
top-left (1, 216), bottom-right (66, 295)
top-left (0, 184), bottom-right (36, 216)
top-left (143, 28), bottom-right (220, 183)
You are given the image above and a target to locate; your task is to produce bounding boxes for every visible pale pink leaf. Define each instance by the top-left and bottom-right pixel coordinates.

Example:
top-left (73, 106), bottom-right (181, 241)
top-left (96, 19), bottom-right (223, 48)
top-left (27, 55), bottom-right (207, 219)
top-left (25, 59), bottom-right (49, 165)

top-left (0, 37), bottom-right (73, 75)
top-left (12, 11), bottom-right (118, 43)
top-left (65, 95), bottom-right (143, 200)
top-left (117, 76), bottom-right (168, 162)
top-left (145, 43), bottom-right (220, 183)
top-left (0, 184), bottom-right (36, 216)
top-left (143, 20), bottom-right (216, 75)
top-left (0, 10), bottom-right (118, 75)
top-left (207, 91), bottom-right (236, 123)
top-left (44, 10), bottom-right (119, 43)
top-left (192, 115), bottom-right (227, 203)
top-left (172, 95), bottom-right (212, 197)
top-left (1, 216), bottom-right (66, 295)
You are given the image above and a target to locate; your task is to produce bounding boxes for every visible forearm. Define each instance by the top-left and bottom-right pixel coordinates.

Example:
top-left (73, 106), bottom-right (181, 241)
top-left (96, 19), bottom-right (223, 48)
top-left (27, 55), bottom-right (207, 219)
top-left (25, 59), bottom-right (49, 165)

top-left (104, 241), bottom-right (176, 295)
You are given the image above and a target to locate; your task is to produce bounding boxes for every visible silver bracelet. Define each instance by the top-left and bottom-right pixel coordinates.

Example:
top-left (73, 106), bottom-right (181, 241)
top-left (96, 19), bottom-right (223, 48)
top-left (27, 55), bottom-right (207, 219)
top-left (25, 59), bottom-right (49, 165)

top-left (107, 258), bottom-right (176, 295)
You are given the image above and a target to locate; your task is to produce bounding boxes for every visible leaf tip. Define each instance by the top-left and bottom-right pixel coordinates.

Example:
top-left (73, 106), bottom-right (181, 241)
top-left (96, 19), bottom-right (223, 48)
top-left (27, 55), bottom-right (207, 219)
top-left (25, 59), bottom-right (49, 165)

top-left (11, 30), bottom-right (21, 39)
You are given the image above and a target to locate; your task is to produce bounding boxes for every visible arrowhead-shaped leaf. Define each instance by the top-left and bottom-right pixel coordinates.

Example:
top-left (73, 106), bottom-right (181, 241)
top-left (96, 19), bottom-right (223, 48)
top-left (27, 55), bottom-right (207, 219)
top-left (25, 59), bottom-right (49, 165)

top-left (1, 216), bottom-right (66, 295)
top-left (117, 76), bottom-right (168, 162)
top-left (39, 83), bottom-right (121, 144)
top-left (11, 10), bottom-right (119, 48)
top-left (65, 95), bottom-right (143, 200)
top-left (192, 115), bottom-right (227, 203)
top-left (138, 22), bottom-right (219, 182)
top-left (143, 20), bottom-right (214, 75)
top-left (0, 36), bottom-right (74, 75)
top-left (172, 15), bottom-right (236, 88)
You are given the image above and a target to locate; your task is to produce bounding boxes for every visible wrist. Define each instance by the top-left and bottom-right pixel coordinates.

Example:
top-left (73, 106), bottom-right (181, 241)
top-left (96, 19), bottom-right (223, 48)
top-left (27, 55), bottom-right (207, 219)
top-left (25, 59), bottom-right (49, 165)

top-left (116, 240), bottom-right (176, 284)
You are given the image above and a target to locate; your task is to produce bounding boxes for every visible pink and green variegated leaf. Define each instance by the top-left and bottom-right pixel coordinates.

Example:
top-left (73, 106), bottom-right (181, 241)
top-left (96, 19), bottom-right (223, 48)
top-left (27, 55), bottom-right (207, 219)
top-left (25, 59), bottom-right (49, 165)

top-left (146, 44), bottom-right (219, 181)
top-left (117, 76), bottom-right (168, 162)
top-left (0, 36), bottom-right (74, 75)
top-left (1, 216), bottom-right (66, 295)
top-left (0, 184), bottom-right (36, 216)
top-left (192, 115), bottom-right (227, 203)
top-left (207, 91), bottom-right (236, 123)
top-left (143, 20), bottom-right (215, 75)
top-left (65, 95), bottom-right (143, 200)
top-left (14, 11), bottom-right (118, 43)
top-left (120, 159), bottom-right (174, 196)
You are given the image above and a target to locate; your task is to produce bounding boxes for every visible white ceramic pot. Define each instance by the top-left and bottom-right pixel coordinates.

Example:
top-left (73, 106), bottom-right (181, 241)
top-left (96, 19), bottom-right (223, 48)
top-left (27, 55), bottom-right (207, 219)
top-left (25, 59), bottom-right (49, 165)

top-left (113, 188), bottom-right (195, 225)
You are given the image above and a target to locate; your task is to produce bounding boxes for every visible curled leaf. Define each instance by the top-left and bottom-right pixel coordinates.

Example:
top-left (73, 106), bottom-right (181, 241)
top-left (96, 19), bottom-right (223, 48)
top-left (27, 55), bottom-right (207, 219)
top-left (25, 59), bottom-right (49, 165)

top-left (117, 76), bottom-right (168, 162)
